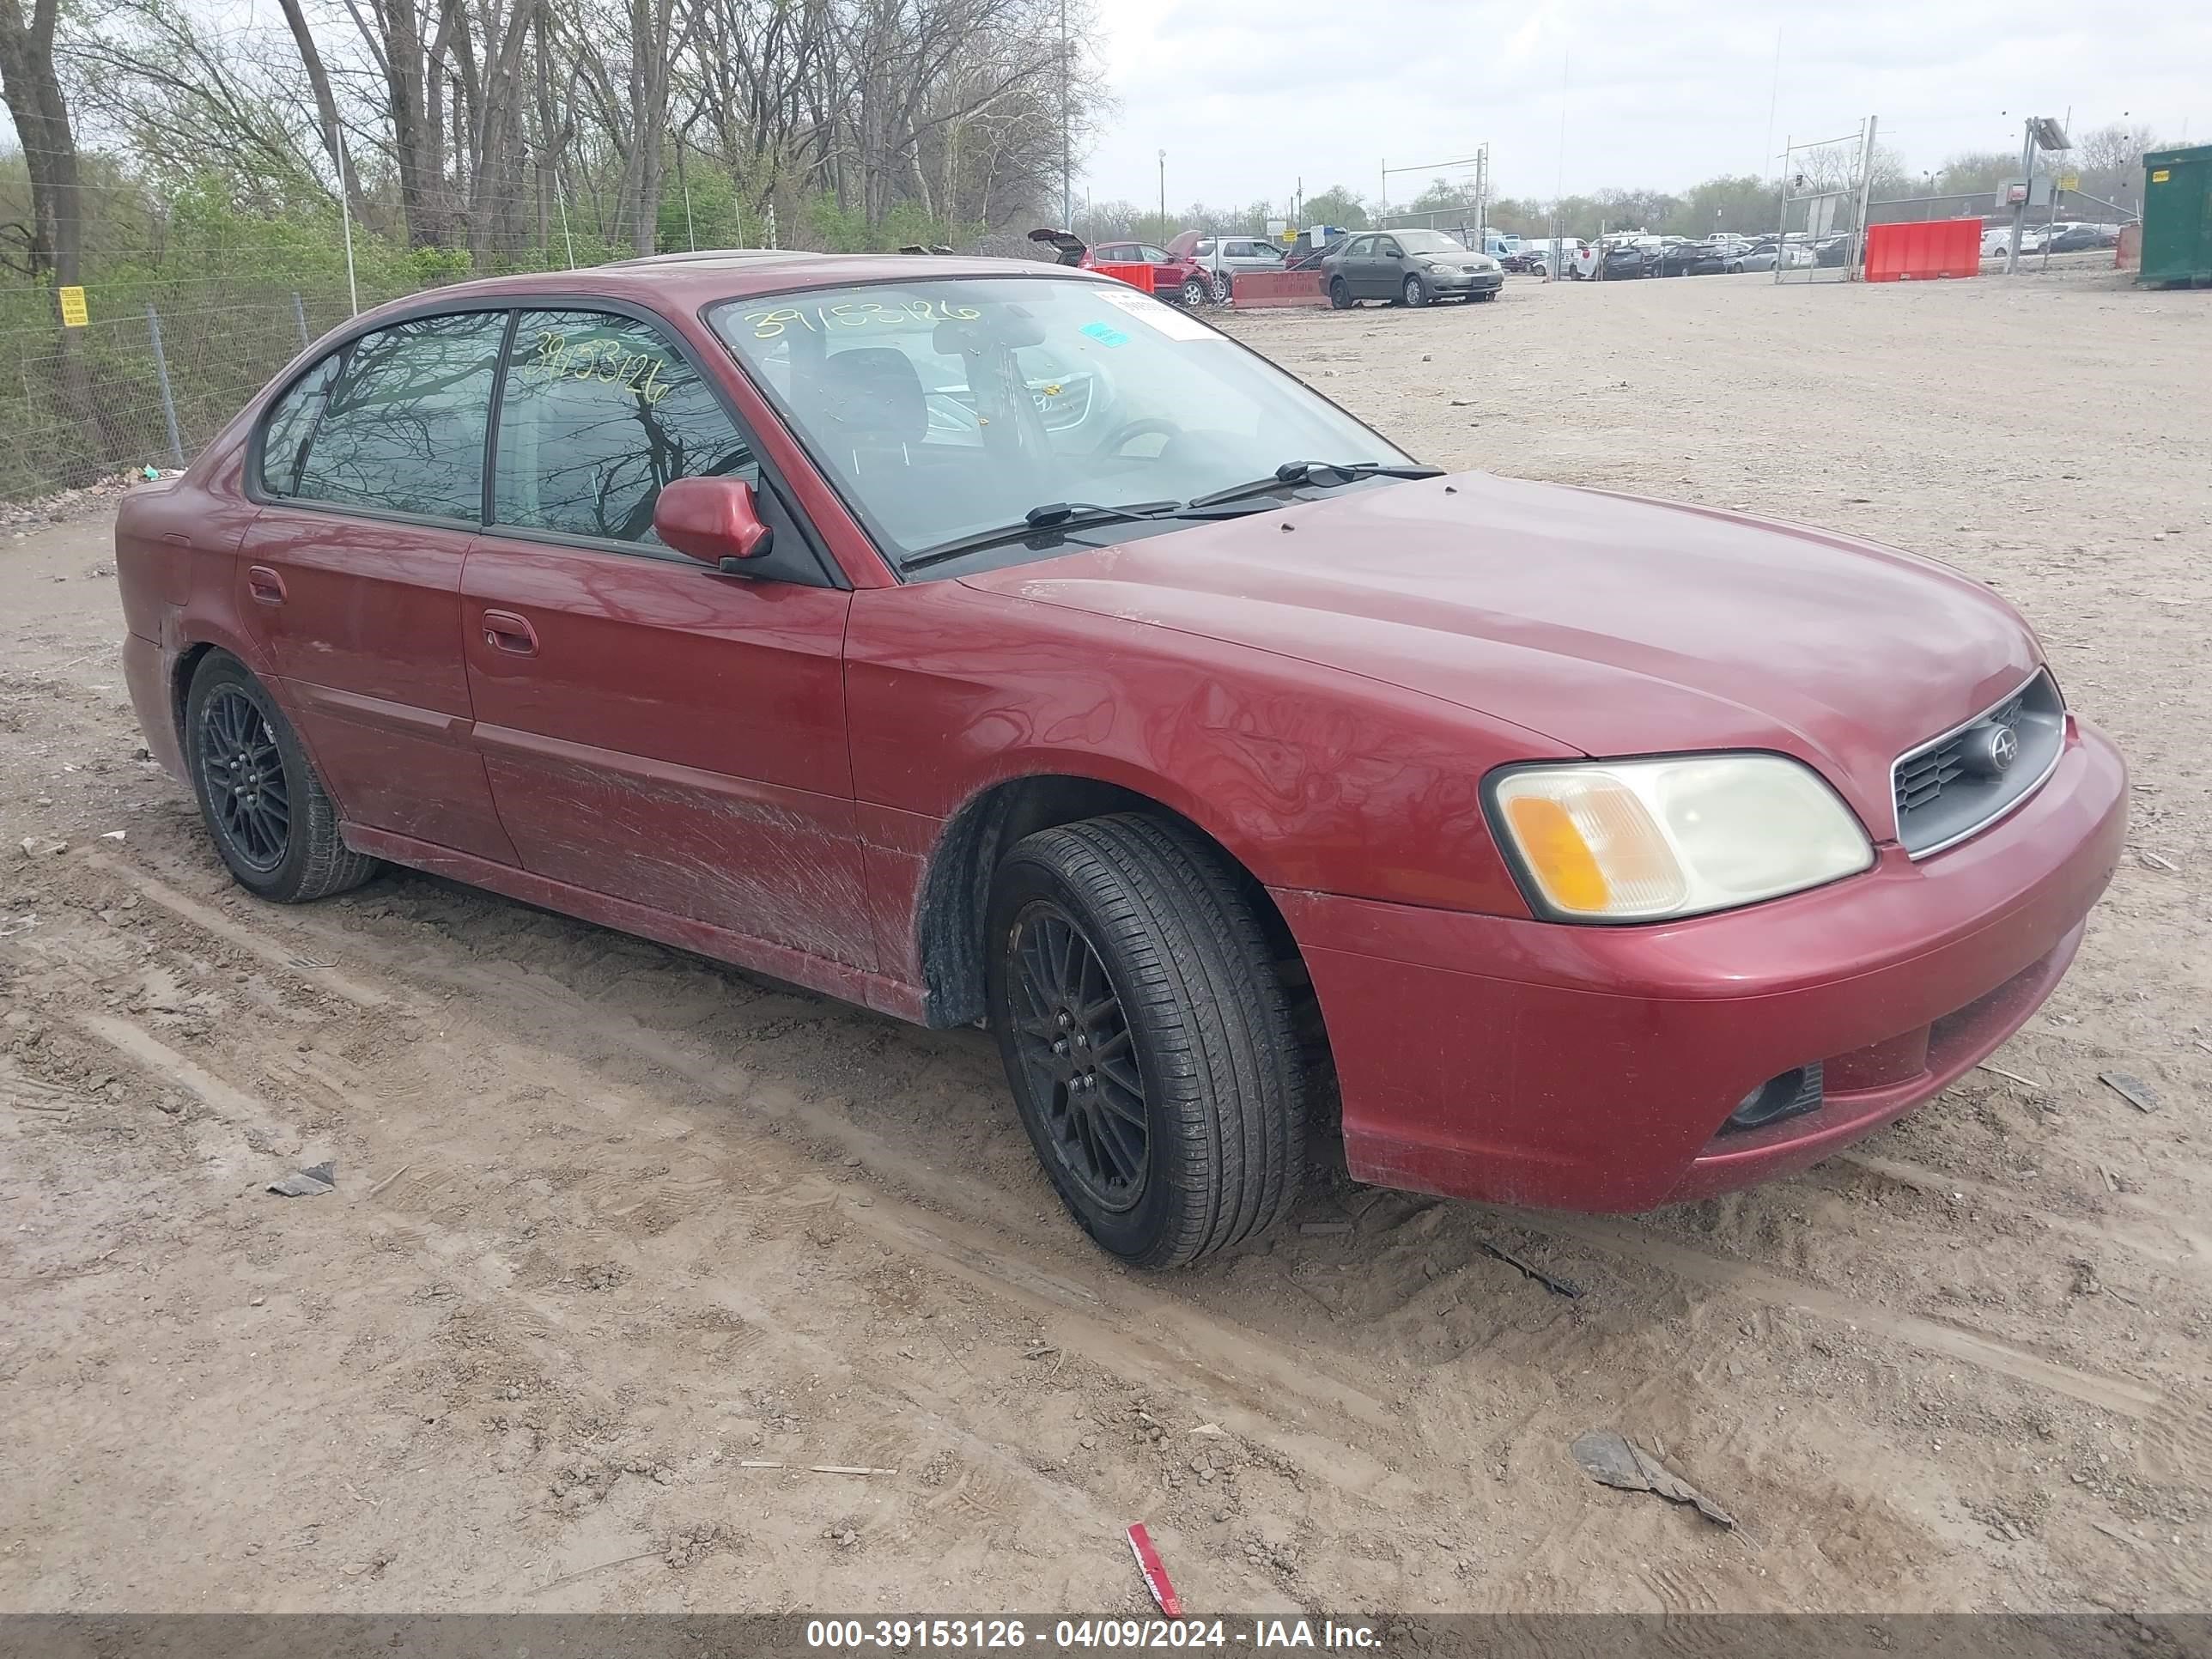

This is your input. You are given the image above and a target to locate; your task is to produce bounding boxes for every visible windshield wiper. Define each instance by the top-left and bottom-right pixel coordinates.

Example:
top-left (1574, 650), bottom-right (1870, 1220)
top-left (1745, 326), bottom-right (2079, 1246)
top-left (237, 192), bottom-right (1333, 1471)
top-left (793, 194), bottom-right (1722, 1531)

top-left (900, 499), bottom-right (1265, 572)
top-left (1184, 459), bottom-right (1443, 511)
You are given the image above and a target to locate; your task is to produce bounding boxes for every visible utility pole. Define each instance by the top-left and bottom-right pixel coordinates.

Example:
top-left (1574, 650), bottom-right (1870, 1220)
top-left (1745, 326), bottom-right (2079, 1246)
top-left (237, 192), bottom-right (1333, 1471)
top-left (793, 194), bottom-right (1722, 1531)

top-left (331, 118), bottom-right (359, 316)
top-left (1059, 0), bottom-right (1073, 228)
top-left (1157, 149), bottom-right (1165, 234)
top-left (2006, 115), bottom-right (2068, 275)
top-left (2006, 118), bottom-right (2034, 275)
top-left (1849, 115), bottom-right (1878, 280)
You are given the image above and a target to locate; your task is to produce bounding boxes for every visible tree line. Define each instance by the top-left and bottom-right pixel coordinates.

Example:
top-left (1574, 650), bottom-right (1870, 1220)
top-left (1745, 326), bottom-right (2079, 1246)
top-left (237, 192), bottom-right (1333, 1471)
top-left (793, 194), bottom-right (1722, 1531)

top-left (1, 0), bottom-right (1105, 292)
top-left (1073, 123), bottom-right (2169, 248)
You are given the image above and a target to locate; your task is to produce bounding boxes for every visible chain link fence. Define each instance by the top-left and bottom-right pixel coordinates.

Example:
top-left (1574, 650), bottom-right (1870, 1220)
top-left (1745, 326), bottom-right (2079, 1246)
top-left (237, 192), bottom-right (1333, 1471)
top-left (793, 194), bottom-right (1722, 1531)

top-left (0, 281), bottom-right (433, 502)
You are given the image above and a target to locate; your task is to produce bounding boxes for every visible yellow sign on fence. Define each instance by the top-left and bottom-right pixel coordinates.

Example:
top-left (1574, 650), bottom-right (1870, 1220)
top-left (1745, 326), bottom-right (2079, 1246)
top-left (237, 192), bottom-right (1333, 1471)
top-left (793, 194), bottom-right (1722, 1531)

top-left (58, 286), bottom-right (88, 327)
top-left (2057, 172), bottom-right (2080, 191)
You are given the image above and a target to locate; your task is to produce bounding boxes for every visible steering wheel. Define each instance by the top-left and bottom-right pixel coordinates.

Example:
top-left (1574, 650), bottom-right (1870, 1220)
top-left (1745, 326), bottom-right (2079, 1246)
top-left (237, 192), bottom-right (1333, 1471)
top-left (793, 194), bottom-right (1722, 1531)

top-left (1096, 417), bottom-right (1183, 459)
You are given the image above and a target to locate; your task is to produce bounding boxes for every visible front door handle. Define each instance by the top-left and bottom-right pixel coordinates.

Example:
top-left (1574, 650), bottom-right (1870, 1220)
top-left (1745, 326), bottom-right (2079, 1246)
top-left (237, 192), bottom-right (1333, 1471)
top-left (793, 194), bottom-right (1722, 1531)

top-left (246, 565), bottom-right (287, 605)
top-left (480, 609), bottom-right (538, 656)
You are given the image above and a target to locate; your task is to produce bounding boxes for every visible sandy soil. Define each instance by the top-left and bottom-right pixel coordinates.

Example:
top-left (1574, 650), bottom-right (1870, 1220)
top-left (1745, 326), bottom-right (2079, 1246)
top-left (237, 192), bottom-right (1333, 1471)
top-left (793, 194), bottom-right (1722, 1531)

top-left (3, 264), bottom-right (2209, 1617)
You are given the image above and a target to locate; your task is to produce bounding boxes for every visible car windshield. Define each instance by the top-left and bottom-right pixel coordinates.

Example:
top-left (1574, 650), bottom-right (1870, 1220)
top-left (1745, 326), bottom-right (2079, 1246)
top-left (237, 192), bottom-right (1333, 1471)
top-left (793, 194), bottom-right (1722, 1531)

top-left (1395, 230), bottom-right (1468, 255)
top-left (710, 276), bottom-right (1412, 570)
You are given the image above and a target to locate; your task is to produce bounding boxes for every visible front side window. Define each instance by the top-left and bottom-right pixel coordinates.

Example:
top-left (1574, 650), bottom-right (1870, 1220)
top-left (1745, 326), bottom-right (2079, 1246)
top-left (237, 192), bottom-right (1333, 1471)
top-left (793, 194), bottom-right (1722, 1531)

top-left (270, 312), bottom-right (507, 520)
top-left (712, 276), bottom-right (1409, 573)
top-left (493, 309), bottom-right (757, 544)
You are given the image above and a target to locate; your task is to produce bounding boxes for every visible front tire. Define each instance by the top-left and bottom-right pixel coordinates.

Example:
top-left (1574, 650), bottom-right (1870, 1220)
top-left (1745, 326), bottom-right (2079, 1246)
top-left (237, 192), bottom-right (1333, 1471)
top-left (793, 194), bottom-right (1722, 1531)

top-left (1401, 273), bottom-right (1430, 307)
top-left (1177, 276), bottom-right (1208, 307)
top-left (184, 653), bottom-right (378, 903)
top-left (987, 815), bottom-right (1305, 1268)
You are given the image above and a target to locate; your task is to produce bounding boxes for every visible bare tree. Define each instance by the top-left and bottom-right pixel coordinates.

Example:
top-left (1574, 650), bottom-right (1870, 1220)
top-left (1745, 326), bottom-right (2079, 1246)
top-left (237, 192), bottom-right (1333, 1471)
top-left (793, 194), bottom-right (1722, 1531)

top-left (0, 0), bottom-right (81, 278)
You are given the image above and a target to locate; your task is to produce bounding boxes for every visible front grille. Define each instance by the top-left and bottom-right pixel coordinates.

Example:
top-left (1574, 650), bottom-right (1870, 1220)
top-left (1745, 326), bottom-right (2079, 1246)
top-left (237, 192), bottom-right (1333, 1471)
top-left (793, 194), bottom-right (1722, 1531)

top-left (1892, 669), bottom-right (2064, 857)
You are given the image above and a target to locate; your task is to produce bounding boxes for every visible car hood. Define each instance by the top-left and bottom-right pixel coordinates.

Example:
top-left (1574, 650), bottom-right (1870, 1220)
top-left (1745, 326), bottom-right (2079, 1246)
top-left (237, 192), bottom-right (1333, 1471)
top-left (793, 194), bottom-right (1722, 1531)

top-left (957, 472), bottom-right (2045, 839)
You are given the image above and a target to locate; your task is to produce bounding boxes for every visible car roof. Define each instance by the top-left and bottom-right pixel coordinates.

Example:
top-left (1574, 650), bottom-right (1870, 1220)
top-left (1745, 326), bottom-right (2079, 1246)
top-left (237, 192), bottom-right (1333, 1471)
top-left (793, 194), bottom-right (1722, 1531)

top-left (340, 249), bottom-right (1099, 325)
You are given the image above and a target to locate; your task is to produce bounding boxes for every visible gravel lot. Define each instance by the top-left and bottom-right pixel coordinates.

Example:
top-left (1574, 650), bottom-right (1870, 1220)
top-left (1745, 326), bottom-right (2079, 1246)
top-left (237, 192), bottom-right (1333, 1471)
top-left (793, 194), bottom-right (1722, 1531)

top-left (3, 264), bottom-right (2208, 1617)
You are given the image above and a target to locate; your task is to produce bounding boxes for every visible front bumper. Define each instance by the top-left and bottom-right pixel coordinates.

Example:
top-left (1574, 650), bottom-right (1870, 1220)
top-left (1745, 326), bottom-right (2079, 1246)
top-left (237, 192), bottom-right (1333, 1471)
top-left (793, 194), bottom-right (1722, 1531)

top-left (1430, 270), bottom-right (1504, 295)
top-left (1274, 717), bottom-right (2127, 1212)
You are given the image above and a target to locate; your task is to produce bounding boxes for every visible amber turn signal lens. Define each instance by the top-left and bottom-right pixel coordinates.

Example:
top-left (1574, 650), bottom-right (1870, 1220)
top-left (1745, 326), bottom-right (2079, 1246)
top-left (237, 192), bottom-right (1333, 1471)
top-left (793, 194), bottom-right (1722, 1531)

top-left (1501, 794), bottom-right (1612, 914)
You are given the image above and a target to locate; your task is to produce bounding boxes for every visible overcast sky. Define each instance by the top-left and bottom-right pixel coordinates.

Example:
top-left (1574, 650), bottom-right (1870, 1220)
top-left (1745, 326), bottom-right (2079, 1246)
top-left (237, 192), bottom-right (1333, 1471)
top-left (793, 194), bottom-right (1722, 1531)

top-left (1080, 0), bottom-right (2209, 216)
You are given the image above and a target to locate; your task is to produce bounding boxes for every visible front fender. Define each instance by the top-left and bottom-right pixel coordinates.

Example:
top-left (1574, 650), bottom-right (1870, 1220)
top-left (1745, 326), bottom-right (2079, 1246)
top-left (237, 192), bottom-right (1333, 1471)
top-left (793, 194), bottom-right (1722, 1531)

top-left (845, 580), bottom-right (1565, 917)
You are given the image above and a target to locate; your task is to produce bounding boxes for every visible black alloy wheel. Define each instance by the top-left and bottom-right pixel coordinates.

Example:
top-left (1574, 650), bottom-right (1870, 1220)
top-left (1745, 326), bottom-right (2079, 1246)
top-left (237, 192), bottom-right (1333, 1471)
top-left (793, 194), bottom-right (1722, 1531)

top-left (197, 683), bottom-right (290, 872)
top-left (986, 814), bottom-right (1305, 1267)
top-left (1005, 901), bottom-right (1148, 1212)
top-left (183, 653), bottom-right (379, 902)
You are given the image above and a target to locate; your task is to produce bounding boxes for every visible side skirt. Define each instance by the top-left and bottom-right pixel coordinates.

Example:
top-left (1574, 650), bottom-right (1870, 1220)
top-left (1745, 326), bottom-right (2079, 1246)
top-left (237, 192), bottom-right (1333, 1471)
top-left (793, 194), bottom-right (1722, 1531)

top-left (340, 823), bottom-right (929, 1025)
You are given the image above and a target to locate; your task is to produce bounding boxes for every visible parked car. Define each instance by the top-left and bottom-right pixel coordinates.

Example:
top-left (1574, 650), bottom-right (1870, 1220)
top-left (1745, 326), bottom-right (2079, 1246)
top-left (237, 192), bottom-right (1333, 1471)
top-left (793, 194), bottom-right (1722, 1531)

top-left (1600, 240), bottom-right (1656, 278)
top-left (2045, 222), bottom-right (2114, 253)
top-left (1320, 229), bottom-right (1504, 307)
top-left (1658, 239), bottom-right (1707, 276)
top-left (1085, 239), bottom-right (1215, 305)
top-left (1023, 229), bottom-right (1216, 306)
top-left (116, 252), bottom-right (2126, 1267)
top-left (1518, 238), bottom-right (1597, 280)
top-left (1739, 238), bottom-right (1815, 272)
top-left (1168, 230), bottom-right (1290, 294)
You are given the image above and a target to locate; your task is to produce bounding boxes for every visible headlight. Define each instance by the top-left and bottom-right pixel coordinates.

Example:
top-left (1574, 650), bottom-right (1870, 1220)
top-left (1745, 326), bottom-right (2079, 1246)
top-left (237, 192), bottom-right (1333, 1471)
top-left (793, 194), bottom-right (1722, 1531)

top-left (1488, 755), bottom-right (1873, 923)
top-left (1474, 256), bottom-right (1499, 271)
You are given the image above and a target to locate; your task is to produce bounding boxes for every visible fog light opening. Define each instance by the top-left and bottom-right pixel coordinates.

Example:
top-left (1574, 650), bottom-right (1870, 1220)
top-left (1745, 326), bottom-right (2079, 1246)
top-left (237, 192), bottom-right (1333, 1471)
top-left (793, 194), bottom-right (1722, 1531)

top-left (1723, 1062), bottom-right (1825, 1134)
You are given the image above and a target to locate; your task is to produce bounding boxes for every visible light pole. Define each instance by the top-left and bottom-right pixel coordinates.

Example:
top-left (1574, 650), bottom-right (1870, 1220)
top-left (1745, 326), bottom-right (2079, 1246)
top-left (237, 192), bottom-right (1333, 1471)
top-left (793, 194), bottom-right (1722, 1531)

top-left (1157, 149), bottom-right (1166, 235)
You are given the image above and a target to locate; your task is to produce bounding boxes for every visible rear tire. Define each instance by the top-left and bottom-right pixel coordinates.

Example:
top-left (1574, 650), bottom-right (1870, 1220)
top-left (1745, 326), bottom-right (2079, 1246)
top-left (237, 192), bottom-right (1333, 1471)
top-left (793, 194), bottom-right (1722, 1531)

top-left (1329, 277), bottom-right (1354, 309)
top-left (184, 653), bottom-right (378, 904)
top-left (987, 814), bottom-right (1305, 1268)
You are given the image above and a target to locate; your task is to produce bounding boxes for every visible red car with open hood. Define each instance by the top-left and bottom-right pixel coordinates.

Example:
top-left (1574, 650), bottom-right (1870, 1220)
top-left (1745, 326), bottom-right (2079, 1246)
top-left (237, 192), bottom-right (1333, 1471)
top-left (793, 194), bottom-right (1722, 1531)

top-left (113, 251), bottom-right (2125, 1267)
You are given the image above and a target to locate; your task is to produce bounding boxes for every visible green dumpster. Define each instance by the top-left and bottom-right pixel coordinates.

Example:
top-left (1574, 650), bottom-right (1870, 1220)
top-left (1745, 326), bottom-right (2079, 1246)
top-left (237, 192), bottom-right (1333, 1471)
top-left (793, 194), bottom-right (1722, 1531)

top-left (2139, 143), bottom-right (2212, 289)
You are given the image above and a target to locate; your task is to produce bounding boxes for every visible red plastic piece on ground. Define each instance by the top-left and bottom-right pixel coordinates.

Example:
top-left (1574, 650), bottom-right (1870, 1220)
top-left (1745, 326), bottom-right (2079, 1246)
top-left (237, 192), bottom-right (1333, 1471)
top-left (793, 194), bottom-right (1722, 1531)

top-left (1125, 1522), bottom-right (1182, 1617)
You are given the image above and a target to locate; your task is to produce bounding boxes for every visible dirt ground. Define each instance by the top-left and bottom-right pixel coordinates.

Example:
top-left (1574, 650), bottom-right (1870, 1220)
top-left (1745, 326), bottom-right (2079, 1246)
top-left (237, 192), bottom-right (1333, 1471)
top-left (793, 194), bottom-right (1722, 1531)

top-left (3, 265), bottom-right (2208, 1619)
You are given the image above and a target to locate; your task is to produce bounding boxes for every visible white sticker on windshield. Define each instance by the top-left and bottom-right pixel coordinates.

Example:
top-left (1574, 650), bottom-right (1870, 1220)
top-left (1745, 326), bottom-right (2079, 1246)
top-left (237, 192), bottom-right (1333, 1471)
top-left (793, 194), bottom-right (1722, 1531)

top-left (1095, 286), bottom-right (1214, 341)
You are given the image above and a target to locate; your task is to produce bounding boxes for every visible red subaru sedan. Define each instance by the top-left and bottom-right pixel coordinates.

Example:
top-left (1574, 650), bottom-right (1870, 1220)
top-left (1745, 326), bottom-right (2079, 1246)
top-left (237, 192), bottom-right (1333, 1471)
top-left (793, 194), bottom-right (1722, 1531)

top-left (113, 252), bottom-right (2126, 1266)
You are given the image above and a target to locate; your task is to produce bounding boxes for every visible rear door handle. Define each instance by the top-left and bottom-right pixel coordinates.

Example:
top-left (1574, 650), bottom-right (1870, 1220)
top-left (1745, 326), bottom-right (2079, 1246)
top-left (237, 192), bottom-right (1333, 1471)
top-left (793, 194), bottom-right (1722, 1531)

top-left (480, 609), bottom-right (538, 656)
top-left (246, 565), bottom-right (287, 605)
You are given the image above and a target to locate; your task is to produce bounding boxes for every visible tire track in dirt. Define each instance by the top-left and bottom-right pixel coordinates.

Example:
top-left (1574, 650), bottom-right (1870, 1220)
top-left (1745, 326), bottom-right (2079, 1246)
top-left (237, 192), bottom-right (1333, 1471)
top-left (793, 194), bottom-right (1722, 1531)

top-left (1515, 1211), bottom-right (2162, 1418)
top-left (38, 874), bottom-right (1433, 1524)
top-left (1830, 1150), bottom-right (2212, 1273)
top-left (52, 1005), bottom-right (1304, 1610)
top-left (50, 845), bottom-right (2174, 1437)
top-left (20, 836), bottom-right (2191, 1613)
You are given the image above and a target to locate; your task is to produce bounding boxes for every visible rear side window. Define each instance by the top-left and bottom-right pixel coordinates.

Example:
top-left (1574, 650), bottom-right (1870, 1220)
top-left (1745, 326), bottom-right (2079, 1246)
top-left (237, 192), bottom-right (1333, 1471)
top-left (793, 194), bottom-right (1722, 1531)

top-left (493, 308), bottom-right (757, 545)
top-left (262, 312), bottom-right (507, 520)
top-left (258, 356), bottom-right (341, 498)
